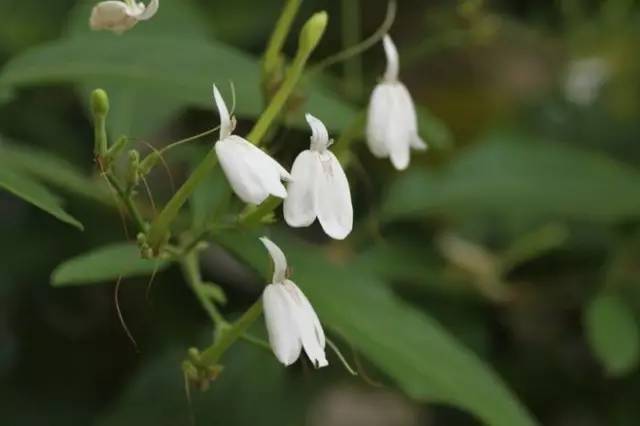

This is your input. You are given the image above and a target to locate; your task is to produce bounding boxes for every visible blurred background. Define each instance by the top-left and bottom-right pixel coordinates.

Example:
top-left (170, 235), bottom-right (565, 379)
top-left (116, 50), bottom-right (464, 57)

top-left (1, 0), bottom-right (640, 425)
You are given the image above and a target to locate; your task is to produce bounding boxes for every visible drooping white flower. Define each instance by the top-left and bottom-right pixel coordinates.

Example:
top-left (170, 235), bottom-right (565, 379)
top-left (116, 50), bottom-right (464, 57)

top-left (260, 236), bottom-right (327, 368)
top-left (366, 35), bottom-right (427, 170)
top-left (283, 114), bottom-right (353, 240)
top-left (89, 0), bottom-right (159, 34)
top-left (212, 85), bottom-right (291, 205)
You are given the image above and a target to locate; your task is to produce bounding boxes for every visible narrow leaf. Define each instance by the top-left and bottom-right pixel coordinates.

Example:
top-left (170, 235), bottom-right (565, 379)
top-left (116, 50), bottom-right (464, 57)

top-left (217, 231), bottom-right (537, 426)
top-left (382, 135), bottom-right (640, 224)
top-left (0, 167), bottom-right (83, 230)
top-left (51, 243), bottom-right (168, 286)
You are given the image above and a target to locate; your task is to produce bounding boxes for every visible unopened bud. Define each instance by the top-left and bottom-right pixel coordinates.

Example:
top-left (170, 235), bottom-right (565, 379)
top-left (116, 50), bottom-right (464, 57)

top-left (90, 89), bottom-right (109, 118)
top-left (298, 12), bottom-right (328, 57)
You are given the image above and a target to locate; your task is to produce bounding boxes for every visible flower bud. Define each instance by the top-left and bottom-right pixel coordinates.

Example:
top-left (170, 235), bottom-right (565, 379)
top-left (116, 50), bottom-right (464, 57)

top-left (298, 12), bottom-right (328, 57)
top-left (90, 88), bottom-right (109, 118)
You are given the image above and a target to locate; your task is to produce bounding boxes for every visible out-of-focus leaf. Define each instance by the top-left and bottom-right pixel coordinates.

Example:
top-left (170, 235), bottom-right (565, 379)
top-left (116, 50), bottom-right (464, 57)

top-left (217, 231), bottom-right (537, 426)
top-left (418, 105), bottom-right (454, 151)
top-left (0, 167), bottom-right (83, 230)
top-left (95, 341), bottom-right (308, 426)
top-left (0, 138), bottom-right (110, 203)
top-left (51, 242), bottom-right (168, 286)
top-left (66, 0), bottom-right (211, 137)
top-left (585, 293), bottom-right (640, 376)
top-left (190, 155), bottom-right (231, 230)
top-left (0, 36), bottom-right (356, 133)
top-left (382, 135), bottom-right (640, 223)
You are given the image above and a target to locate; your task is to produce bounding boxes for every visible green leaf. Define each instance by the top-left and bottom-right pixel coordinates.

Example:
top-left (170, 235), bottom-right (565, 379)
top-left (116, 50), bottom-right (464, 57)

top-left (418, 105), bottom-right (454, 151)
top-left (382, 134), bottom-right (640, 224)
top-left (0, 138), bottom-right (110, 204)
top-left (95, 341), bottom-right (309, 426)
top-left (0, 35), bottom-right (356, 133)
top-left (66, 0), bottom-right (211, 138)
top-left (51, 242), bottom-right (168, 287)
top-left (585, 293), bottom-right (640, 376)
top-left (0, 167), bottom-right (83, 230)
top-left (217, 231), bottom-right (537, 426)
top-left (189, 152), bottom-right (231, 230)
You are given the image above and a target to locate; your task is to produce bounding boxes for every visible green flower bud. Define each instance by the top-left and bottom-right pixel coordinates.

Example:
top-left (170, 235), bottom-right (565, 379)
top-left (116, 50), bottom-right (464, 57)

top-left (298, 11), bottom-right (328, 57)
top-left (90, 88), bottom-right (109, 118)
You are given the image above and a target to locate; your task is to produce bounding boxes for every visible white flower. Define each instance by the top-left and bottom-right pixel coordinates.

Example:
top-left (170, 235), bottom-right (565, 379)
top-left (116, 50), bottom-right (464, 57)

top-left (283, 114), bottom-right (353, 240)
top-left (564, 57), bottom-right (611, 106)
top-left (366, 35), bottom-right (426, 170)
top-left (260, 236), bottom-right (328, 368)
top-left (89, 0), bottom-right (159, 34)
top-left (212, 85), bottom-right (291, 205)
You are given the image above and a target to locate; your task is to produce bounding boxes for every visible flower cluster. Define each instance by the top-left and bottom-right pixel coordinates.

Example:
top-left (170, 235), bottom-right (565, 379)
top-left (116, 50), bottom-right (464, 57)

top-left (89, 0), bottom-right (426, 369)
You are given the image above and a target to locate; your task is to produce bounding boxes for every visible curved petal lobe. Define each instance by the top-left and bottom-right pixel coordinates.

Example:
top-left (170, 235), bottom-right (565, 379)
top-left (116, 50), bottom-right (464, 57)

top-left (259, 237), bottom-right (288, 284)
top-left (137, 0), bottom-right (159, 20)
top-left (314, 151), bottom-right (353, 239)
top-left (263, 284), bottom-right (302, 366)
top-left (284, 150), bottom-right (319, 228)
top-left (305, 113), bottom-right (329, 151)
top-left (285, 280), bottom-right (328, 368)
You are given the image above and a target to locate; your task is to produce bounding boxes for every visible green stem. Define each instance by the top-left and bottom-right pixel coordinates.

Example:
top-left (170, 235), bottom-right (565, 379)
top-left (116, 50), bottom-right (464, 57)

top-left (146, 149), bottom-right (218, 251)
top-left (106, 173), bottom-right (146, 232)
top-left (247, 12), bottom-right (328, 144)
top-left (181, 249), bottom-right (227, 328)
top-left (145, 14), bottom-right (327, 251)
top-left (262, 0), bottom-right (302, 79)
top-left (238, 196), bottom-right (283, 226)
top-left (341, 0), bottom-right (363, 99)
top-left (199, 299), bottom-right (264, 366)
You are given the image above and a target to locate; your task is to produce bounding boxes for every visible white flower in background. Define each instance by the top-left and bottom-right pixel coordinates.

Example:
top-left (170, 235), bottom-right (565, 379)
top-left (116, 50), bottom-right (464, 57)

top-left (564, 57), bottom-right (611, 106)
top-left (212, 85), bottom-right (292, 205)
top-left (283, 114), bottom-right (353, 240)
top-left (89, 0), bottom-right (159, 34)
top-left (366, 35), bottom-right (427, 170)
top-left (260, 237), bottom-right (328, 368)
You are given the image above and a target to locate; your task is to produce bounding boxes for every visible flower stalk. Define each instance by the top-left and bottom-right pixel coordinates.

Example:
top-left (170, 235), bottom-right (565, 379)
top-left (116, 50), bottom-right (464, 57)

top-left (146, 11), bottom-right (328, 253)
top-left (262, 0), bottom-right (302, 85)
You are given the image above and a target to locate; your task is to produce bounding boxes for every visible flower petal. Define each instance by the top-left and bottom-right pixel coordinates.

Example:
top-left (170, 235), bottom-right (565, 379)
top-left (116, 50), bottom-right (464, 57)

top-left (259, 236), bottom-right (288, 284)
top-left (383, 34), bottom-right (400, 82)
top-left (215, 137), bottom-right (269, 204)
top-left (137, 0), bottom-right (159, 20)
top-left (284, 281), bottom-right (327, 368)
top-left (283, 150), bottom-right (319, 228)
top-left (89, 1), bottom-right (137, 33)
top-left (215, 136), bottom-right (289, 204)
top-left (263, 284), bottom-right (302, 366)
top-left (305, 113), bottom-right (329, 151)
top-left (212, 84), bottom-right (232, 139)
top-left (366, 83), bottom-right (393, 158)
top-left (314, 151), bottom-right (353, 239)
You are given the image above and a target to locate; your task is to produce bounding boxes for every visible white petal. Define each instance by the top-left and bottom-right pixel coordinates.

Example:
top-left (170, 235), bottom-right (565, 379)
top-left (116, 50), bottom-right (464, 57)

top-left (262, 284), bottom-right (302, 366)
top-left (305, 113), bottom-right (329, 151)
top-left (395, 83), bottom-right (426, 151)
top-left (366, 84), bottom-right (392, 158)
top-left (137, 0), bottom-right (159, 20)
top-left (283, 150), bottom-right (319, 228)
top-left (89, 1), bottom-right (137, 33)
top-left (215, 136), bottom-right (289, 204)
top-left (383, 34), bottom-right (400, 82)
top-left (284, 281), bottom-right (327, 368)
top-left (314, 151), bottom-right (353, 239)
top-left (259, 237), bottom-right (288, 284)
top-left (215, 138), bottom-right (269, 204)
top-left (212, 85), bottom-right (232, 139)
